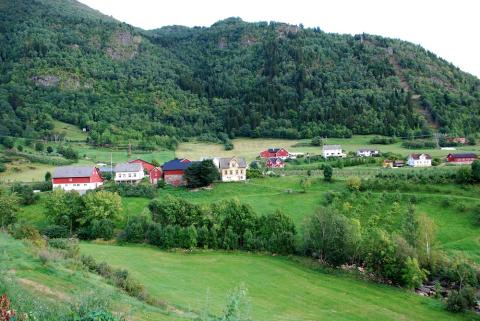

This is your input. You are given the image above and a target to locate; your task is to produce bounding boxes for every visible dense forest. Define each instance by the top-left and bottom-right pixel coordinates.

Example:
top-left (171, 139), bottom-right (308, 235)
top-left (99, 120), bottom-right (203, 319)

top-left (0, 0), bottom-right (479, 147)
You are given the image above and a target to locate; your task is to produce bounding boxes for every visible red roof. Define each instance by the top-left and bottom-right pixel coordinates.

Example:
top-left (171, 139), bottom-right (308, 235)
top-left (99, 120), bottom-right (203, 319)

top-left (129, 159), bottom-right (155, 173)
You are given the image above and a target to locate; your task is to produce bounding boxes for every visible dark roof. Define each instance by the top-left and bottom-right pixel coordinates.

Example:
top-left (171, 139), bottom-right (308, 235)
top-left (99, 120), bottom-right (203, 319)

top-left (358, 148), bottom-right (378, 152)
top-left (114, 163), bottom-right (143, 172)
top-left (99, 167), bottom-right (115, 173)
top-left (448, 153), bottom-right (477, 159)
top-left (218, 157), bottom-right (247, 169)
top-left (162, 158), bottom-right (192, 171)
top-left (53, 166), bottom-right (95, 178)
top-left (409, 153), bottom-right (432, 160)
top-left (323, 145), bottom-right (342, 150)
top-left (268, 148), bottom-right (281, 153)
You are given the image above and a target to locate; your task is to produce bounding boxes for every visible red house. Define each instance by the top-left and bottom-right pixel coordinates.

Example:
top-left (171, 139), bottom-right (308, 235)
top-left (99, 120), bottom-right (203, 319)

top-left (266, 157), bottom-right (285, 168)
top-left (260, 148), bottom-right (289, 160)
top-left (446, 153), bottom-right (477, 165)
top-left (149, 167), bottom-right (163, 184)
top-left (128, 159), bottom-right (156, 173)
top-left (162, 158), bottom-right (192, 186)
top-left (52, 166), bottom-right (104, 193)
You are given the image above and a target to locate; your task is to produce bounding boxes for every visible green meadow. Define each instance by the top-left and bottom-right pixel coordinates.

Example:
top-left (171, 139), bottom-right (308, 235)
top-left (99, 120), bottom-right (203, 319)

top-left (80, 242), bottom-right (479, 321)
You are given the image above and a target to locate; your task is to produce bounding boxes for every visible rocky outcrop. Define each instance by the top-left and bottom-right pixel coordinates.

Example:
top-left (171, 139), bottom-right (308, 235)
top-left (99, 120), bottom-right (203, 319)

top-left (106, 31), bottom-right (141, 60)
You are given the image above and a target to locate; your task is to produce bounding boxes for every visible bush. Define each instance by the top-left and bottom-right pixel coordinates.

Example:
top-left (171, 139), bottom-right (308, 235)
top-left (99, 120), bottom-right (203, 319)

top-left (11, 223), bottom-right (45, 247)
top-left (48, 238), bottom-right (79, 258)
top-left (10, 183), bottom-right (39, 205)
top-left (81, 254), bottom-right (98, 271)
top-left (246, 168), bottom-right (263, 179)
top-left (90, 219), bottom-right (115, 240)
top-left (346, 176), bottom-right (361, 192)
top-left (446, 287), bottom-right (477, 312)
top-left (323, 165), bottom-right (333, 182)
top-left (41, 225), bottom-right (69, 238)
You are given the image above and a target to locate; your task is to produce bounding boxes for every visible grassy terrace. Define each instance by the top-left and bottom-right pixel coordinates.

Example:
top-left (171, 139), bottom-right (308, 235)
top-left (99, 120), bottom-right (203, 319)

top-left (80, 243), bottom-right (479, 321)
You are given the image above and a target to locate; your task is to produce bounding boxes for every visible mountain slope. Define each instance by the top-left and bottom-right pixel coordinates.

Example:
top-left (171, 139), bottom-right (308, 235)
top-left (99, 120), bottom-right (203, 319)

top-left (0, 0), bottom-right (479, 145)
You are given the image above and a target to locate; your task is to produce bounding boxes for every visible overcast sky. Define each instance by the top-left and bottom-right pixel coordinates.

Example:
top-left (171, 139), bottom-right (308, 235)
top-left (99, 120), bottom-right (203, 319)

top-left (78, 0), bottom-right (480, 78)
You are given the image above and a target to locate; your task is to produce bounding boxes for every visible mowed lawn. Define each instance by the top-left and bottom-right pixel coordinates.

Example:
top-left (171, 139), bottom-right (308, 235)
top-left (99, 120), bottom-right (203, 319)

top-left (176, 136), bottom-right (480, 162)
top-left (80, 243), bottom-right (477, 321)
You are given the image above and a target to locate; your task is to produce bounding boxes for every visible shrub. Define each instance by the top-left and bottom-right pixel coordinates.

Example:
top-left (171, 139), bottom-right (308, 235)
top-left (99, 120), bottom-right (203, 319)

top-left (346, 176), bottom-right (361, 192)
top-left (81, 254), bottom-right (98, 271)
top-left (246, 168), bottom-right (263, 179)
top-left (323, 165), bottom-right (333, 182)
top-left (11, 223), bottom-right (45, 247)
top-left (90, 219), bottom-right (115, 240)
top-left (48, 238), bottom-right (79, 258)
top-left (10, 183), bottom-right (39, 205)
top-left (96, 262), bottom-right (113, 278)
top-left (402, 257), bottom-right (428, 289)
top-left (38, 249), bottom-right (51, 265)
top-left (446, 287), bottom-right (477, 312)
top-left (41, 225), bottom-right (69, 238)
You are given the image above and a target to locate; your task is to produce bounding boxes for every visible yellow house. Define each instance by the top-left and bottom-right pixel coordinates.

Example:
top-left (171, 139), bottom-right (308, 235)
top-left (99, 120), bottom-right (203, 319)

top-left (214, 157), bottom-right (247, 182)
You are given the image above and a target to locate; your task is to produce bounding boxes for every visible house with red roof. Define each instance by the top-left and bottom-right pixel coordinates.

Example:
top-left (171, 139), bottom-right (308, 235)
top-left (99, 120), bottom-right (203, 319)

top-left (266, 157), bottom-right (285, 168)
top-left (259, 148), bottom-right (289, 160)
top-left (52, 166), bottom-right (104, 193)
top-left (162, 158), bottom-right (192, 186)
top-left (128, 159), bottom-right (162, 184)
top-left (446, 153), bottom-right (477, 165)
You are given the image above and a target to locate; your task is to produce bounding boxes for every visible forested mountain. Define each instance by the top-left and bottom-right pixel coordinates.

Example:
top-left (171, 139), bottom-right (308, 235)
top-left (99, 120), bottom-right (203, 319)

top-left (1, 0), bottom-right (479, 147)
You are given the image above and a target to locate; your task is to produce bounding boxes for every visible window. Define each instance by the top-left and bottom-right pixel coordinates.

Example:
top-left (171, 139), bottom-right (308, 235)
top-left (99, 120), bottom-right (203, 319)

top-left (235, 170), bottom-right (238, 175)
top-left (128, 173), bottom-right (131, 177)
top-left (230, 170), bottom-right (233, 175)
top-left (133, 173), bottom-right (136, 177)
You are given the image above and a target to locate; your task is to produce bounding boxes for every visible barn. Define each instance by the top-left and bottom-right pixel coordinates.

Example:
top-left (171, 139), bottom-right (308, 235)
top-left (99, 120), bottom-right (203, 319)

top-left (259, 148), bottom-right (289, 159)
top-left (162, 158), bottom-right (192, 186)
top-left (446, 153), bottom-right (478, 165)
top-left (52, 166), bottom-right (104, 193)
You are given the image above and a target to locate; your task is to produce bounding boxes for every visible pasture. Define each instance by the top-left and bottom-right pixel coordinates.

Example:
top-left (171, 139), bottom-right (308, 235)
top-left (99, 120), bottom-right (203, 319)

top-left (80, 242), bottom-right (478, 321)
top-left (176, 136), bottom-right (480, 161)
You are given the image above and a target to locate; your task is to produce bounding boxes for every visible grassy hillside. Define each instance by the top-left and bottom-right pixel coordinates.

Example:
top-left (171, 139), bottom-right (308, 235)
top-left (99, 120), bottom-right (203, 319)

top-left (80, 243), bottom-right (478, 321)
top-left (0, 232), bottom-right (188, 321)
top-left (1, 0), bottom-right (479, 147)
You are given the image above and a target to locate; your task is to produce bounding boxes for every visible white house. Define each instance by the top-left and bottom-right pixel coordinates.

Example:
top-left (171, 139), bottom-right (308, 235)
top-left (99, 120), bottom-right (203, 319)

top-left (213, 157), bottom-right (247, 182)
top-left (114, 163), bottom-right (145, 184)
top-left (52, 166), bottom-right (104, 194)
top-left (357, 149), bottom-right (379, 157)
top-left (407, 153), bottom-right (432, 167)
top-left (322, 145), bottom-right (344, 158)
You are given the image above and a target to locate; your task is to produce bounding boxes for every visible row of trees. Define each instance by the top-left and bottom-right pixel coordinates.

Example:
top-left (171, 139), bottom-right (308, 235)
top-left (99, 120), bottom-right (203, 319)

top-left (121, 196), bottom-right (296, 254)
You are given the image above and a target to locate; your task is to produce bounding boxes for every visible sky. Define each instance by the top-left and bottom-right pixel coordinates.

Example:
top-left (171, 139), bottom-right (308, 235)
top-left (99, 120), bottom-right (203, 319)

top-left (78, 0), bottom-right (480, 78)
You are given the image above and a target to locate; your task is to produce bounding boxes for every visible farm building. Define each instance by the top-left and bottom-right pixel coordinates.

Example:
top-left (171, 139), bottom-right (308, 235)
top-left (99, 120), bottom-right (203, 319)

top-left (128, 159), bottom-right (162, 184)
top-left (446, 153), bottom-right (478, 165)
top-left (383, 160), bottom-right (405, 168)
top-left (162, 158), bottom-right (192, 186)
top-left (357, 149), bottom-right (379, 157)
top-left (114, 163), bottom-right (144, 184)
top-left (213, 157), bottom-right (247, 182)
top-left (322, 145), bottom-right (344, 158)
top-left (52, 166), bottom-right (104, 193)
top-left (128, 159), bottom-right (155, 173)
top-left (259, 148), bottom-right (289, 160)
top-left (266, 157), bottom-right (285, 168)
top-left (447, 137), bottom-right (467, 144)
top-left (407, 153), bottom-right (432, 167)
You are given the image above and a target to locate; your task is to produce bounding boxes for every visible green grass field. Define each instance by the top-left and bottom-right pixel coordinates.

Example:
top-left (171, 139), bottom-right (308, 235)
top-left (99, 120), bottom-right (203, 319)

top-left (52, 120), bottom-right (88, 141)
top-left (80, 243), bottom-right (478, 321)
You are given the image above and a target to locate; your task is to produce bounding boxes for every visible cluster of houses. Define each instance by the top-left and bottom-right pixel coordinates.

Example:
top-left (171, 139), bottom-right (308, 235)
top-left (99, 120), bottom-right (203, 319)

top-left (52, 156), bottom-right (248, 193)
top-left (51, 142), bottom-right (478, 194)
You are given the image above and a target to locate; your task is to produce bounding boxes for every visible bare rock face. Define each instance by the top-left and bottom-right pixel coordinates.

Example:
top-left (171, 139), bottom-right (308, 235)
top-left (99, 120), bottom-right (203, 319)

top-left (106, 31), bottom-right (141, 60)
top-left (241, 35), bottom-right (258, 46)
top-left (30, 75), bottom-right (60, 87)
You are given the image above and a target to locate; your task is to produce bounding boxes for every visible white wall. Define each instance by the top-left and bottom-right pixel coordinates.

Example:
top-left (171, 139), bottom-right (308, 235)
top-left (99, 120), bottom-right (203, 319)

top-left (115, 170), bottom-right (144, 181)
top-left (53, 182), bottom-right (103, 192)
